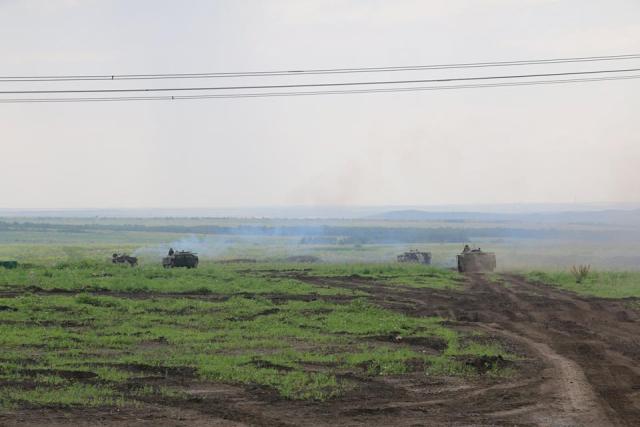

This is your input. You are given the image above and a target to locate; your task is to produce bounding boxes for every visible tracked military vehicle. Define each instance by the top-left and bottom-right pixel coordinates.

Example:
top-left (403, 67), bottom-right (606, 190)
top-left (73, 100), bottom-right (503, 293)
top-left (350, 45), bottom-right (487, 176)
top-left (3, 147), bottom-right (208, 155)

top-left (112, 253), bottom-right (138, 267)
top-left (0, 260), bottom-right (18, 269)
top-left (457, 247), bottom-right (496, 273)
top-left (162, 250), bottom-right (199, 268)
top-left (397, 250), bottom-right (432, 265)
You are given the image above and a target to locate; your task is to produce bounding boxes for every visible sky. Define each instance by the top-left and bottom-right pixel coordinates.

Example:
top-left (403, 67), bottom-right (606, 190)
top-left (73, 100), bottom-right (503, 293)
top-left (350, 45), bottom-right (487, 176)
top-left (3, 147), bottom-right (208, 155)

top-left (1, 0), bottom-right (639, 209)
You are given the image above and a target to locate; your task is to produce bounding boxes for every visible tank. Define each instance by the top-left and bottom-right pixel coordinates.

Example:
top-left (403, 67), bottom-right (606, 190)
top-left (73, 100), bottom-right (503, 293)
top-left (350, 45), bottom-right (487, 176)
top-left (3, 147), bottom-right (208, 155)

top-left (457, 248), bottom-right (496, 273)
top-left (162, 251), bottom-right (199, 268)
top-left (397, 250), bottom-right (432, 264)
top-left (0, 261), bottom-right (18, 269)
top-left (112, 253), bottom-right (138, 267)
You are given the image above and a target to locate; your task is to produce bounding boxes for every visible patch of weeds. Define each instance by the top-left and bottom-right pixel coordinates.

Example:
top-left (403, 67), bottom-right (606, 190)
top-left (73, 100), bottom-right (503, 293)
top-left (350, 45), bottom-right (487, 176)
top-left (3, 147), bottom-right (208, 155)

top-left (95, 367), bottom-right (130, 382)
top-left (344, 346), bottom-right (423, 375)
top-left (487, 274), bottom-right (508, 286)
top-left (427, 336), bottom-right (514, 377)
top-left (0, 384), bottom-right (125, 409)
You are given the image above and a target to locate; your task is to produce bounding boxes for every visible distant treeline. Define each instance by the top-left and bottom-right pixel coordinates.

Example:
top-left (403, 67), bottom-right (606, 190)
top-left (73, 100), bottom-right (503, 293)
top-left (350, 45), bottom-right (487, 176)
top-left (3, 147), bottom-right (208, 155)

top-left (1, 220), bottom-right (635, 243)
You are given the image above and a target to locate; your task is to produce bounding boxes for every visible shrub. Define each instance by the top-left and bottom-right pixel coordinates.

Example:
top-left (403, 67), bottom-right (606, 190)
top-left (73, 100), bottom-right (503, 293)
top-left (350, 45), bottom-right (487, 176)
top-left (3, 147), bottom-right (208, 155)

top-left (570, 264), bottom-right (591, 283)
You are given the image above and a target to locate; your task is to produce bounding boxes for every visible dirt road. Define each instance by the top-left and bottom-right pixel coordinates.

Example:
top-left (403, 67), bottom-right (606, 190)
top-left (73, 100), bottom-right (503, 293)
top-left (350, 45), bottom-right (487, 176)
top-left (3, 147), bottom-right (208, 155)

top-left (2, 274), bottom-right (639, 426)
top-left (292, 273), bottom-right (640, 426)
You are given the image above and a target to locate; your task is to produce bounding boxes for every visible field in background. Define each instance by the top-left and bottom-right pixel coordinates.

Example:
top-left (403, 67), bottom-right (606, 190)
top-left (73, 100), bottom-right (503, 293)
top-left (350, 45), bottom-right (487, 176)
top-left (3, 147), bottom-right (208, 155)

top-left (2, 215), bottom-right (640, 270)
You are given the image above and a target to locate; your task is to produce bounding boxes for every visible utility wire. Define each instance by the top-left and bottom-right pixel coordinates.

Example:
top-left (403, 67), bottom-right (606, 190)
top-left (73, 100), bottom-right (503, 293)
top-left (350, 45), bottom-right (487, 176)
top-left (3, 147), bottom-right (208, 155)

top-left (1, 66), bottom-right (639, 95)
top-left (1, 53), bottom-right (640, 82)
top-left (1, 73), bottom-right (638, 103)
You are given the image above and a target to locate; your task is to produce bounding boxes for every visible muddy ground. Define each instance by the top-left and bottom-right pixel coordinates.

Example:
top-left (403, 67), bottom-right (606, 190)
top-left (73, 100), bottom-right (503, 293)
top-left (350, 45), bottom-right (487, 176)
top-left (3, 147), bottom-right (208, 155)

top-left (2, 273), bottom-right (640, 426)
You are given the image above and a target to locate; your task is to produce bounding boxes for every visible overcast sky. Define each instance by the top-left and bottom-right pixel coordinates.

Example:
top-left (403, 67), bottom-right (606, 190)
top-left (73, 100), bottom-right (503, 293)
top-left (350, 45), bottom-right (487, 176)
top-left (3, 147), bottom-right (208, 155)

top-left (1, 0), bottom-right (639, 209)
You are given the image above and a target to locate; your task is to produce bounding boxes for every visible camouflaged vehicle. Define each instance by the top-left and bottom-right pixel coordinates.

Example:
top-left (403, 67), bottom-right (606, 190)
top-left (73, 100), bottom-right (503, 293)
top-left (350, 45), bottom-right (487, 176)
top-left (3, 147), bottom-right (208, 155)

top-left (0, 260), bottom-right (18, 269)
top-left (397, 250), bottom-right (432, 265)
top-left (457, 247), bottom-right (496, 273)
top-left (112, 254), bottom-right (138, 267)
top-left (162, 251), bottom-right (199, 268)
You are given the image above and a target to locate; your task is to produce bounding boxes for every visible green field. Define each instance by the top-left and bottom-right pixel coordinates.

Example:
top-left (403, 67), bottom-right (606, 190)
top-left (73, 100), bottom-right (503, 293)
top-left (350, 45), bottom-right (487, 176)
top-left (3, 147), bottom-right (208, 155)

top-left (0, 260), bottom-right (511, 409)
top-left (2, 215), bottom-right (640, 270)
top-left (2, 216), bottom-right (640, 410)
top-left (526, 270), bottom-right (640, 299)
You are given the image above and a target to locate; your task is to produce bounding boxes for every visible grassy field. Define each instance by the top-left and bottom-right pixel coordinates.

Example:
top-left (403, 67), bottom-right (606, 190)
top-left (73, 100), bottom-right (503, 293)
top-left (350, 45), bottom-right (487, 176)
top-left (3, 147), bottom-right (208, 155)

top-left (3, 215), bottom-right (640, 270)
top-left (0, 262), bottom-right (362, 295)
top-left (304, 263), bottom-right (462, 289)
top-left (526, 270), bottom-right (640, 299)
top-left (2, 217), bottom-right (639, 410)
top-left (0, 260), bottom-right (510, 410)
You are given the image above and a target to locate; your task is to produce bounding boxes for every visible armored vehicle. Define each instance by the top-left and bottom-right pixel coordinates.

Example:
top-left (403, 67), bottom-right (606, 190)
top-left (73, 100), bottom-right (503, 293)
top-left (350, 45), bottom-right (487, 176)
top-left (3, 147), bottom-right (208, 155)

top-left (112, 254), bottom-right (138, 267)
top-left (457, 247), bottom-right (496, 273)
top-left (0, 261), bottom-right (18, 269)
top-left (162, 250), bottom-right (199, 268)
top-left (397, 250), bottom-right (432, 265)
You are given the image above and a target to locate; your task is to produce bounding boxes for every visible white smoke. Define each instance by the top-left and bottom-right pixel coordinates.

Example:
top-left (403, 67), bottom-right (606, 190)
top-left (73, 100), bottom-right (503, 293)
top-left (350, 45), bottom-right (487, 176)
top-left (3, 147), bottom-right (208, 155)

top-left (131, 233), bottom-right (316, 262)
top-left (133, 234), bottom-right (235, 259)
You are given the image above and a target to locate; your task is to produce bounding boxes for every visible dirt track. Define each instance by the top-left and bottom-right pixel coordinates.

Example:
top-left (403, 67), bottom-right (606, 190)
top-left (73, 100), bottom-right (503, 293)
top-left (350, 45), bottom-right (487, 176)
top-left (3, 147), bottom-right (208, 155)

top-left (2, 274), bottom-right (640, 426)
top-left (293, 273), bottom-right (640, 426)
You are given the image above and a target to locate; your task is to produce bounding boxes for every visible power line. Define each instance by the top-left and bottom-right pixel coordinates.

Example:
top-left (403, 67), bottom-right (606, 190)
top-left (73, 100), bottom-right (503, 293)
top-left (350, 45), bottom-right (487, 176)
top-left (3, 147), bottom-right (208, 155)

top-left (1, 73), bottom-right (637, 103)
top-left (1, 66), bottom-right (639, 95)
top-left (1, 53), bottom-right (640, 82)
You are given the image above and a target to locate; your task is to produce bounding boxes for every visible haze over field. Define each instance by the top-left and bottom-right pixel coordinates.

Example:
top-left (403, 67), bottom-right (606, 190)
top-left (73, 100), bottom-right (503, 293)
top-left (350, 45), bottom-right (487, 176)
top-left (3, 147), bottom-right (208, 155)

top-left (2, 0), bottom-right (640, 209)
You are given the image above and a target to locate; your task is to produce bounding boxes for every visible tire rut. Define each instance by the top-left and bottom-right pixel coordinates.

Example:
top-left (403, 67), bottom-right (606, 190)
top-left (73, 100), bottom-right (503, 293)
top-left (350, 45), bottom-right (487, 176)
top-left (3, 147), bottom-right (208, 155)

top-left (295, 272), bottom-right (640, 425)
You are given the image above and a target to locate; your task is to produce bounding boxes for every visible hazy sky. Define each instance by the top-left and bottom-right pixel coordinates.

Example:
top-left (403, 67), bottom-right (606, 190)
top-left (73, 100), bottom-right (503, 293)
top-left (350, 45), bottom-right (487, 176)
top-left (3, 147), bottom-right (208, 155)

top-left (1, 0), bottom-right (639, 209)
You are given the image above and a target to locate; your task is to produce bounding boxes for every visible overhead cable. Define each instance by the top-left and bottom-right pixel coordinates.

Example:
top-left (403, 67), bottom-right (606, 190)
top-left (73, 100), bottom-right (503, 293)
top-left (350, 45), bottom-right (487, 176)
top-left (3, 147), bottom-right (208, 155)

top-left (1, 53), bottom-right (640, 82)
top-left (1, 66), bottom-right (639, 95)
top-left (1, 73), bottom-right (637, 103)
